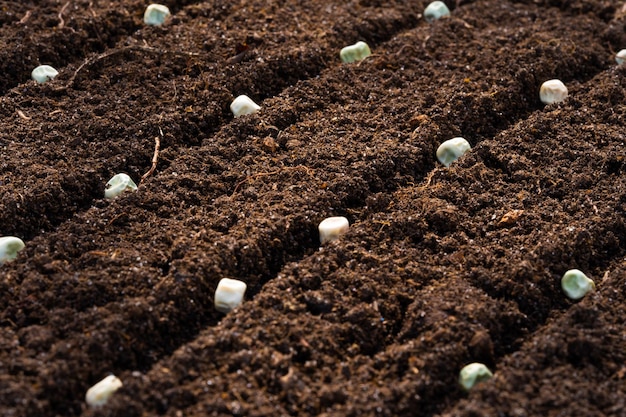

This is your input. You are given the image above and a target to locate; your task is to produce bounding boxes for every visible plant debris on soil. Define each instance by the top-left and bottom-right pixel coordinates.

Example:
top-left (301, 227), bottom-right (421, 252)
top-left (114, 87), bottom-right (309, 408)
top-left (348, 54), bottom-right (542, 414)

top-left (1, 0), bottom-right (626, 416)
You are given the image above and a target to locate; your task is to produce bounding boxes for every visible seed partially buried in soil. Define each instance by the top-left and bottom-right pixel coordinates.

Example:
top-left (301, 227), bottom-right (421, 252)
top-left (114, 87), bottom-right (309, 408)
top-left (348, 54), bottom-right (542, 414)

top-left (436, 137), bottom-right (471, 167)
top-left (31, 65), bottom-right (58, 83)
top-left (85, 374), bottom-right (123, 407)
top-left (215, 278), bottom-right (247, 313)
top-left (105, 173), bottom-right (138, 199)
top-left (459, 362), bottom-right (493, 391)
top-left (0, 236), bottom-right (25, 265)
top-left (318, 216), bottom-right (350, 244)
top-left (424, 1), bottom-right (451, 22)
top-left (230, 95), bottom-right (261, 118)
top-left (144, 4), bottom-right (171, 26)
top-left (340, 41), bottom-right (372, 63)
top-left (539, 79), bottom-right (568, 104)
top-left (561, 269), bottom-right (595, 300)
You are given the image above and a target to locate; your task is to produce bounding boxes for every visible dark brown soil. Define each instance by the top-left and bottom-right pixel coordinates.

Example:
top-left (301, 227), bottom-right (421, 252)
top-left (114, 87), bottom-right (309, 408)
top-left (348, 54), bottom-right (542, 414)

top-left (1, 0), bottom-right (625, 416)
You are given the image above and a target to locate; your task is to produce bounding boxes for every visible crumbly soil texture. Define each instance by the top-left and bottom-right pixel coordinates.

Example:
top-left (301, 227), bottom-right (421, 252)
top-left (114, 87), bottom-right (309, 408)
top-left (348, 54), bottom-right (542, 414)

top-left (1, 0), bottom-right (626, 416)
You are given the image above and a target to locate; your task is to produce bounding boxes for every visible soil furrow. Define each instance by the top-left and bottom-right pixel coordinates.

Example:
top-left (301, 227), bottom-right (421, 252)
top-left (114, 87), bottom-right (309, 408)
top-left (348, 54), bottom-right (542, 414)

top-left (94, 20), bottom-right (626, 414)
top-left (438, 263), bottom-right (626, 417)
top-left (6, 0), bottom-right (618, 242)
top-left (0, 0), bottom-right (139, 95)
top-left (0, 0), bottom-right (418, 239)
top-left (93, 65), bottom-right (626, 416)
top-left (0, 0), bottom-right (224, 95)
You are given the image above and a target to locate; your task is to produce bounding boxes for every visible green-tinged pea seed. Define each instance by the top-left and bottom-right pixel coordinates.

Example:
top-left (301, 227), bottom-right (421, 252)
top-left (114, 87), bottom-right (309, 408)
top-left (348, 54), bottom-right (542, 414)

top-left (31, 65), bottom-right (58, 83)
top-left (105, 173), bottom-right (137, 199)
top-left (424, 1), bottom-right (451, 23)
top-left (561, 269), bottom-right (595, 300)
top-left (340, 41), bottom-right (372, 63)
top-left (144, 4), bottom-right (171, 26)
top-left (459, 363), bottom-right (493, 391)
top-left (0, 236), bottom-right (25, 265)
top-left (436, 137), bottom-right (471, 167)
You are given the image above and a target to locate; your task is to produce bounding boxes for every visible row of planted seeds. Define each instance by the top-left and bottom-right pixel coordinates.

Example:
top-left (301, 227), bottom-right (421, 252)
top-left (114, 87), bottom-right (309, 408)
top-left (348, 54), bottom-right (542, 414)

top-left (2, 0), bottom-right (615, 409)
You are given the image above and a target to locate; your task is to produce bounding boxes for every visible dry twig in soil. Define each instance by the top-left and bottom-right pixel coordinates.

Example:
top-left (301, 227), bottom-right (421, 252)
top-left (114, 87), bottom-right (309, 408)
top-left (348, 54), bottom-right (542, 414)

top-left (140, 136), bottom-right (161, 185)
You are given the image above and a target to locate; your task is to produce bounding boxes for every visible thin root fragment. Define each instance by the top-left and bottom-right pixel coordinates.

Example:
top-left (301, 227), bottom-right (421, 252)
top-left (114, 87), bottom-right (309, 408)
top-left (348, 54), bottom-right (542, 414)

top-left (106, 212), bottom-right (127, 227)
top-left (18, 10), bottom-right (32, 24)
top-left (16, 110), bottom-right (31, 121)
top-left (140, 136), bottom-right (161, 184)
top-left (58, 2), bottom-right (70, 29)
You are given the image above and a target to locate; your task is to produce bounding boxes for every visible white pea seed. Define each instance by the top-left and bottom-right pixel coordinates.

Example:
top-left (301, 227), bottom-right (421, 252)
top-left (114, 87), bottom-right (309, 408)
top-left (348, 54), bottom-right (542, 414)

top-left (104, 173), bottom-right (138, 199)
top-left (31, 65), bottom-right (59, 83)
top-left (0, 236), bottom-right (25, 266)
top-left (539, 79), bottom-right (568, 104)
top-left (85, 374), bottom-right (123, 407)
top-left (561, 269), bottom-right (595, 300)
top-left (340, 41), bottom-right (372, 63)
top-left (615, 49), bottom-right (626, 65)
top-left (459, 362), bottom-right (493, 391)
top-left (215, 278), bottom-right (247, 313)
top-left (230, 95), bottom-right (261, 118)
top-left (143, 4), bottom-right (171, 26)
top-left (436, 137), bottom-right (471, 167)
top-left (318, 216), bottom-right (350, 244)
top-left (424, 1), bottom-right (451, 23)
